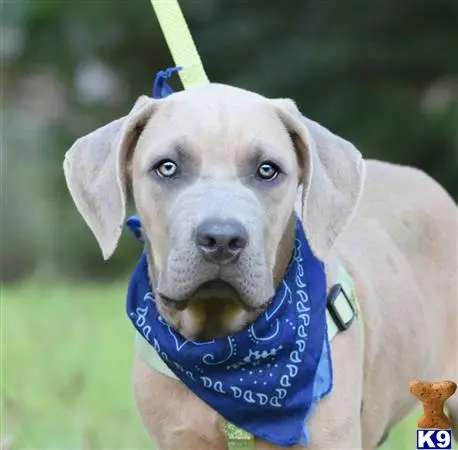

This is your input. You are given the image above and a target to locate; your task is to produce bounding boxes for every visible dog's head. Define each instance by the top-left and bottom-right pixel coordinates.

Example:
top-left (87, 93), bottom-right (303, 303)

top-left (64, 84), bottom-right (365, 339)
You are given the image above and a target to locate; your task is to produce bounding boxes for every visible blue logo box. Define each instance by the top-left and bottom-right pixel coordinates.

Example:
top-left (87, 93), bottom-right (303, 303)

top-left (416, 429), bottom-right (452, 449)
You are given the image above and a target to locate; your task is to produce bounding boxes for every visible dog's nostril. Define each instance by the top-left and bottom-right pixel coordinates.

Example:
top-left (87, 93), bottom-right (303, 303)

top-left (228, 236), bottom-right (246, 250)
top-left (197, 235), bottom-right (217, 249)
top-left (195, 219), bottom-right (248, 263)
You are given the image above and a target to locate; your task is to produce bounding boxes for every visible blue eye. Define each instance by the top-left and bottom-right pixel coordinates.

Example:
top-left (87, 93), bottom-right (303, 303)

top-left (155, 160), bottom-right (179, 178)
top-left (256, 162), bottom-right (280, 180)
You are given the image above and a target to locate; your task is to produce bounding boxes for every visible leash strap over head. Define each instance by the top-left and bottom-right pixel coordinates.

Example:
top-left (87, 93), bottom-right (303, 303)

top-left (150, 0), bottom-right (209, 90)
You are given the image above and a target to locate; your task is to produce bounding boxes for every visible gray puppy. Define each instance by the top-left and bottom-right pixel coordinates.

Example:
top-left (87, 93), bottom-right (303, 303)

top-left (64, 84), bottom-right (457, 449)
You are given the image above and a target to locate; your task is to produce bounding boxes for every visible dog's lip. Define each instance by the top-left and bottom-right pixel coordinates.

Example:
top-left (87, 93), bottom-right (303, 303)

top-left (190, 279), bottom-right (260, 312)
top-left (157, 292), bottom-right (189, 311)
top-left (158, 279), bottom-right (269, 312)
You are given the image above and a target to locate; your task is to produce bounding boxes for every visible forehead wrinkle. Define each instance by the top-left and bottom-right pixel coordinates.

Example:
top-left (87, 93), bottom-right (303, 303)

top-left (170, 100), bottom-right (233, 153)
top-left (188, 102), bottom-right (246, 162)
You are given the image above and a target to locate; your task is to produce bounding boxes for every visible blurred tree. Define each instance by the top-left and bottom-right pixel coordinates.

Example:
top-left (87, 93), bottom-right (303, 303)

top-left (2, 0), bottom-right (457, 282)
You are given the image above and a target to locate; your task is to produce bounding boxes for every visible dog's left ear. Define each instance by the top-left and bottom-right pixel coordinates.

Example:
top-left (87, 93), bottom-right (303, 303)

top-left (272, 98), bottom-right (366, 259)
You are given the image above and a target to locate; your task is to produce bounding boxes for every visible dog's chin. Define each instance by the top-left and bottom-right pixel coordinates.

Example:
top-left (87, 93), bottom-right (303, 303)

top-left (157, 279), bottom-right (271, 341)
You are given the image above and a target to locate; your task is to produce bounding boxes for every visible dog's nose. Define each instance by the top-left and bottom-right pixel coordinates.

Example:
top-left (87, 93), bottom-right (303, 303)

top-left (195, 219), bottom-right (248, 264)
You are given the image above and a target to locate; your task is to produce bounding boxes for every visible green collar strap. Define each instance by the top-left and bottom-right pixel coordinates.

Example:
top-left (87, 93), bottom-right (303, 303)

top-left (135, 261), bottom-right (361, 450)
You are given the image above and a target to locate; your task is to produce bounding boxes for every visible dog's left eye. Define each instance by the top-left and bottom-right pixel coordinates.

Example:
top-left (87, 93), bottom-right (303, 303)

top-left (256, 162), bottom-right (280, 181)
top-left (154, 160), bottom-right (179, 178)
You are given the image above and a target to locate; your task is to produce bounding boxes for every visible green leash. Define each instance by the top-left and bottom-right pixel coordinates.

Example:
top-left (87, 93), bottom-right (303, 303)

top-left (150, 0), bottom-right (209, 89)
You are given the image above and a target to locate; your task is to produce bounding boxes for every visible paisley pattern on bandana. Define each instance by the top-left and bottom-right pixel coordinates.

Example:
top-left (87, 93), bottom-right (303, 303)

top-left (126, 215), bottom-right (333, 446)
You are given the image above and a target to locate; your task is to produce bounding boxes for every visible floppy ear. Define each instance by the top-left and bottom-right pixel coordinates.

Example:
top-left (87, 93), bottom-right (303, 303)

top-left (63, 95), bottom-right (157, 260)
top-left (272, 98), bottom-right (366, 259)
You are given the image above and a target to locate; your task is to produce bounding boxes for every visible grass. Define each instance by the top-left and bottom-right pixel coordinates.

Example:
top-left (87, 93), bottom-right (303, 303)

top-left (2, 280), bottom-right (151, 449)
top-left (1, 281), bottom-right (455, 449)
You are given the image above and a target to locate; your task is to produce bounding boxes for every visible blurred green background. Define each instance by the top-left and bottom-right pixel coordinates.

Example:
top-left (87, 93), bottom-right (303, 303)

top-left (1, 0), bottom-right (457, 448)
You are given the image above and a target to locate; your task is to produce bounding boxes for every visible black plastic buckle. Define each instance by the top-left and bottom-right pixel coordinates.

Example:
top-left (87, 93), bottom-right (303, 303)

top-left (326, 283), bottom-right (356, 332)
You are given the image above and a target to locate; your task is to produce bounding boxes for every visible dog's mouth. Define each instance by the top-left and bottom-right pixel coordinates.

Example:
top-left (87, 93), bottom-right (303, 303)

top-left (157, 277), bottom-right (275, 340)
top-left (158, 279), bottom-right (267, 313)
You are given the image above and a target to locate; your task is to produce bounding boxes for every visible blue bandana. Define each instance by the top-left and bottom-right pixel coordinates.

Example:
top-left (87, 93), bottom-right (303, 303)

top-left (126, 214), bottom-right (333, 446)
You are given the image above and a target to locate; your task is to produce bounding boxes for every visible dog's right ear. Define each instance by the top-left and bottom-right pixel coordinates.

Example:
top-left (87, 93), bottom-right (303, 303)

top-left (270, 98), bottom-right (366, 259)
top-left (63, 95), bottom-right (157, 260)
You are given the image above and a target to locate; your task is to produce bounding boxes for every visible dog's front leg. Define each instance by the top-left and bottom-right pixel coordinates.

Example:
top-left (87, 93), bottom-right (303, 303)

top-left (307, 322), bottom-right (364, 450)
top-left (133, 355), bottom-right (227, 450)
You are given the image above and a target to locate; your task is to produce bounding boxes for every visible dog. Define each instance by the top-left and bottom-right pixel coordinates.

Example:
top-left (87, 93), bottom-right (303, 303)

top-left (64, 84), bottom-right (457, 449)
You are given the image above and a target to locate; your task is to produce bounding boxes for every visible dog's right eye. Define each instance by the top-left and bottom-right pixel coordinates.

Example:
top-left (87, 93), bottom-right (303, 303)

top-left (153, 159), bottom-right (179, 178)
top-left (256, 161), bottom-right (281, 181)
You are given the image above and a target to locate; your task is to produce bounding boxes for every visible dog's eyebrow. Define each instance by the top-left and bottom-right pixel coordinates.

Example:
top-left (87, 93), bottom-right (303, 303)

top-left (147, 140), bottom-right (196, 168)
top-left (249, 144), bottom-right (288, 169)
top-left (172, 142), bottom-right (191, 160)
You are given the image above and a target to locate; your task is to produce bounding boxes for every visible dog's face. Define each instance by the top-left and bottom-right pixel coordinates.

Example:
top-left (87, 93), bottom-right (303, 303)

top-left (64, 84), bottom-right (365, 340)
top-left (131, 86), bottom-right (300, 338)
